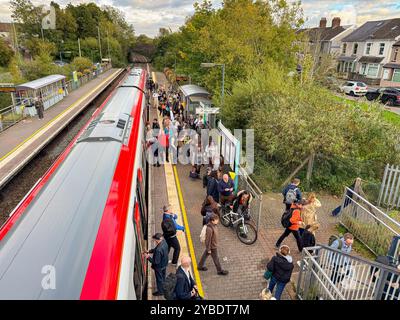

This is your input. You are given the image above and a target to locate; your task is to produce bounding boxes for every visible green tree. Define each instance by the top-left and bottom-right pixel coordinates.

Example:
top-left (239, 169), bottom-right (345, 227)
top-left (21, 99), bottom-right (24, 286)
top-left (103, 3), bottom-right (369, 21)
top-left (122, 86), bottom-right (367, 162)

top-left (71, 57), bottom-right (93, 73)
top-left (0, 38), bottom-right (14, 67)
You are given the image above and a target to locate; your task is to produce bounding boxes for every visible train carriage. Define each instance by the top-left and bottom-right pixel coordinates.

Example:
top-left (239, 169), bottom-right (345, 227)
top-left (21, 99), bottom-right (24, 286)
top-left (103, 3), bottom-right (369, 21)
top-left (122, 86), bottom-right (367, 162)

top-left (0, 67), bottom-right (149, 300)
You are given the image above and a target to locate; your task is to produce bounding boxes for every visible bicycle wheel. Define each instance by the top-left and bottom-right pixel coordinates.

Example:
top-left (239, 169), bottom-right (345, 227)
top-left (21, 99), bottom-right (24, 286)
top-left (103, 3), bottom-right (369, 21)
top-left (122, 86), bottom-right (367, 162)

top-left (220, 213), bottom-right (231, 227)
top-left (236, 221), bottom-right (257, 245)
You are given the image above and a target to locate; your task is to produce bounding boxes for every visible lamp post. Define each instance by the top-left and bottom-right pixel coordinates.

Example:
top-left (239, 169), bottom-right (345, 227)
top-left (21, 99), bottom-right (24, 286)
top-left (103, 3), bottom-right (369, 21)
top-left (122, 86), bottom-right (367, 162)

top-left (200, 62), bottom-right (225, 106)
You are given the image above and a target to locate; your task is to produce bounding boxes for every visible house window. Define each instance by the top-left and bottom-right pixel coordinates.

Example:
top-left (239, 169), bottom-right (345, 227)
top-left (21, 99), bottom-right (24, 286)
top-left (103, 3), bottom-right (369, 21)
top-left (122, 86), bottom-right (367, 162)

top-left (383, 68), bottom-right (390, 80)
top-left (360, 63), bottom-right (367, 75)
top-left (366, 43), bottom-right (372, 55)
top-left (393, 69), bottom-right (400, 83)
top-left (393, 48), bottom-right (399, 62)
top-left (379, 43), bottom-right (385, 55)
top-left (353, 43), bottom-right (358, 54)
top-left (367, 64), bottom-right (379, 77)
top-left (342, 43), bottom-right (347, 54)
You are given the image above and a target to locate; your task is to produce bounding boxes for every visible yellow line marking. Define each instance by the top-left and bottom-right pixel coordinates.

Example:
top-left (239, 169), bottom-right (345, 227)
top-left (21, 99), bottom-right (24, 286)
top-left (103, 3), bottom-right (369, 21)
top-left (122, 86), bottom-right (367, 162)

top-left (0, 69), bottom-right (122, 163)
top-left (173, 165), bottom-right (205, 298)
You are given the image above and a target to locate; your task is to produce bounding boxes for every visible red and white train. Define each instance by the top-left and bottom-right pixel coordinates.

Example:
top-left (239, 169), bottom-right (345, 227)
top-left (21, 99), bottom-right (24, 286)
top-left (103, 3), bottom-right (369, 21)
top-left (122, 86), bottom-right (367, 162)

top-left (0, 67), bottom-right (149, 299)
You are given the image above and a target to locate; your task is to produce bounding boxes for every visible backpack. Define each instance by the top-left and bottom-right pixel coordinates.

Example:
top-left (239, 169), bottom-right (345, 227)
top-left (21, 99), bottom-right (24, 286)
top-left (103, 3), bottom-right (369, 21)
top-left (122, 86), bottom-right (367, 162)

top-left (281, 208), bottom-right (294, 228)
top-left (328, 235), bottom-right (343, 250)
top-left (200, 225), bottom-right (207, 244)
top-left (285, 187), bottom-right (298, 204)
top-left (161, 217), bottom-right (176, 238)
top-left (163, 273), bottom-right (177, 300)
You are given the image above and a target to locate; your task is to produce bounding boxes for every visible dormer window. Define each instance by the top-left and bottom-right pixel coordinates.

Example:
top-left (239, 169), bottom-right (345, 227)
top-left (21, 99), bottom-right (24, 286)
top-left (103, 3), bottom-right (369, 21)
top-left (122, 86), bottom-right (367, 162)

top-left (342, 43), bottom-right (347, 54)
top-left (366, 43), bottom-right (372, 55)
top-left (379, 43), bottom-right (385, 55)
top-left (353, 43), bottom-right (358, 54)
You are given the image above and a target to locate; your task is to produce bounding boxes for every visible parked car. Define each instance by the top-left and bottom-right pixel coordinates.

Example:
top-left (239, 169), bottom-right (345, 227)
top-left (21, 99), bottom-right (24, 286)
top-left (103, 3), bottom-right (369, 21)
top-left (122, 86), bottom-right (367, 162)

top-left (340, 81), bottom-right (368, 96)
top-left (365, 87), bottom-right (400, 106)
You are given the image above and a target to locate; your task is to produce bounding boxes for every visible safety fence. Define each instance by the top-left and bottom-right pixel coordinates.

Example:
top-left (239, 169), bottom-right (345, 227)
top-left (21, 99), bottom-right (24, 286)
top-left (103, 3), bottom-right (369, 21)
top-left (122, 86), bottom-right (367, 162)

top-left (378, 164), bottom-right (400, 210)
top-left (0, 63), bottom-right (112, 133)
top-left (338, 187), bottom-right (400, 256)
top-left (297, 245), bottom-right (400, 300)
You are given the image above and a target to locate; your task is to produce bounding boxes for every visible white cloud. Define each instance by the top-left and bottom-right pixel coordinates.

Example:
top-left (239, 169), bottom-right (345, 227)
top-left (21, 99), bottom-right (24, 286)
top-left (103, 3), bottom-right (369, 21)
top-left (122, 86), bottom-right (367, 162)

top-left (0, 0), bottom-right (398, 37)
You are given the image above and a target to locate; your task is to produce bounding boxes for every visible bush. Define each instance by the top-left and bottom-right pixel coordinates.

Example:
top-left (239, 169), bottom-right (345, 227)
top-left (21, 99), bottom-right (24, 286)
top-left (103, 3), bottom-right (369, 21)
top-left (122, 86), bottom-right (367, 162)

top-left (222, 62), bottom-right (400, 195)
top-left (71, 57), bottom-right (93, 73)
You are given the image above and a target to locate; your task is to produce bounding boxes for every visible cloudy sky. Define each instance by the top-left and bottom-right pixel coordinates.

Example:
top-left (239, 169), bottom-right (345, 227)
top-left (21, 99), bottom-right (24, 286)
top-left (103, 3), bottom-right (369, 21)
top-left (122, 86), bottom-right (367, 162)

top-left (0, 0), bottom-right (399, 37)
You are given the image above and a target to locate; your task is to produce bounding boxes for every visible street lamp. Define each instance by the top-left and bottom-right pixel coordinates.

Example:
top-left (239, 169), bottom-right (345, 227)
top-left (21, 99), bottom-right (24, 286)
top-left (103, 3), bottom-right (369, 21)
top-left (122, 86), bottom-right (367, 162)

top-left (200, 62), bottom-right (225, 106)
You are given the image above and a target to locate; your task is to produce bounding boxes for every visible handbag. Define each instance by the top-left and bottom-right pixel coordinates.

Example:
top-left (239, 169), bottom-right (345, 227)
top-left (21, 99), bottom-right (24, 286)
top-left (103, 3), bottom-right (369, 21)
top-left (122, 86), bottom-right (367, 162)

top-left (264, 270), bottom-right (272, 280)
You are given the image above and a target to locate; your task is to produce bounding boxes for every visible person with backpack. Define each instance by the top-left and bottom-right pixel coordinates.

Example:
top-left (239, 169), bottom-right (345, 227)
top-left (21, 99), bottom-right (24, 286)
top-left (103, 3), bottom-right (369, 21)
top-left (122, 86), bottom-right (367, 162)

top-left (162, 205), bottom-right (184, 266)
top-left (329, 233), bottom-right (354, 285)
top-left (198, 214), bottom-right (229, 276)
top-left (266, 245), bottom-right (294, 300)
top-left (174, 256), bottom-right (202, 300)
top-left (144, 233), bottom-right (169, 296)
top-left (282, 178), bottom-right (302, 211)
top-left (201, 195), bottom-right (220, 225)
top-left (275, 202), bottom-right (303, 252)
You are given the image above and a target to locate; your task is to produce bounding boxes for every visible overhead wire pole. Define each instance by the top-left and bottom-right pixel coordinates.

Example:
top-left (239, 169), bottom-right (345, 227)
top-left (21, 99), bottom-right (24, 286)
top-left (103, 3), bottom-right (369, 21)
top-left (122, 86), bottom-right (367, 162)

top-left (97, 26), bottom-right (103, 62)
top-left (78, 38), bottom-right (82, 57)
top-left (106, 31), bottom-right (111, 65)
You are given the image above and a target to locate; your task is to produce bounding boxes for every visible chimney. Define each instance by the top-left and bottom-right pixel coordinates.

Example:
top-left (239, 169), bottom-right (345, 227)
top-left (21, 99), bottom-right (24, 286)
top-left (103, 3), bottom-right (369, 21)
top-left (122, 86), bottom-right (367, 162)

top-left (319, 17), bottom-right (327, 28)
top-left (332, 17), bottom-right (341, 28)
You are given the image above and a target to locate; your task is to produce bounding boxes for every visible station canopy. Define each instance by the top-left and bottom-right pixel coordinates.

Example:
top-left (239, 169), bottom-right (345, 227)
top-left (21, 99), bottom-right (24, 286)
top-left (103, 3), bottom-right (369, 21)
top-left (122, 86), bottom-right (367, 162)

top-left (180, 84), bottom-right (210, 97)
top-left (16, 75), bottom-right (66, 91)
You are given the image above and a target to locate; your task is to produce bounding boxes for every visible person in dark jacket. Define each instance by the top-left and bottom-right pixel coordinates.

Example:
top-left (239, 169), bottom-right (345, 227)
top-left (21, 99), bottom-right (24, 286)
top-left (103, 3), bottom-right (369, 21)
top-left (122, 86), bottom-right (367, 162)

top-left (232, 190), bottom-right (251, 219)
top-left (201, 195), bottom-right (220, 225)
top-left (206, 170), bottom-right (220, 203)
top-left (266, 245), bottom-right (294, 300)
top-left (218, 174), bottom-right (235, 205)
top-left (174, 256), bottom-right (201, 300)
top-left (145, 233), bottom-right (169, 296)
top-left (162, 204), bottom-right (184, 265)
top-left (282, 178), bottom-right (302, 210)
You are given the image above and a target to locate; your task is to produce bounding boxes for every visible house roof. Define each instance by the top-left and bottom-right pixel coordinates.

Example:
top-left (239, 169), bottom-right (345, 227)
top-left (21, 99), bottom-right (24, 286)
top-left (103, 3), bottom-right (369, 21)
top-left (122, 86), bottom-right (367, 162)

top-left (0, 23), bottom-right (11, 33)
top-left (16, 75), bottom-right (66, 91)
top-left (342, 18), bottom-right (400, 42)
top-left (358, 56), bottom-right (385, 63)
top-left (383, 63), bottom-right (400, 69)
top-left (298, 26), bottom-right (347, 42)
top-left (337, 55), bottom-right (357, 62)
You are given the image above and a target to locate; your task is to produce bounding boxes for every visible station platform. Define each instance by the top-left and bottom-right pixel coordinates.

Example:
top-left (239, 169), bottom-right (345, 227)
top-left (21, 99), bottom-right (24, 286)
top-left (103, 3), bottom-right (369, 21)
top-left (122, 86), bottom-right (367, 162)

top-left (0, 68), bottom-right (124, 190)
top-left (148, 71), bottom-right (342, 300)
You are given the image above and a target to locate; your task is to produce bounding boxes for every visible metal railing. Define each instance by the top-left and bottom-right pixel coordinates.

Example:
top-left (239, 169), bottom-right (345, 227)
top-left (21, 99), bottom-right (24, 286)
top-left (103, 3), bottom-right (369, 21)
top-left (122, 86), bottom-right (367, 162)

top-left (297, 245), bottom-right (400, 300)
top-left (0, 63), bottom-right (112, 134)
top-left (378, 164), bottom-right (400, 210)
top-left (0, 104), bottom-right (25, 132)
top-left (338, 187), bottom-right (400, 256)
top-left (237, 166), bottom-right (263, 232)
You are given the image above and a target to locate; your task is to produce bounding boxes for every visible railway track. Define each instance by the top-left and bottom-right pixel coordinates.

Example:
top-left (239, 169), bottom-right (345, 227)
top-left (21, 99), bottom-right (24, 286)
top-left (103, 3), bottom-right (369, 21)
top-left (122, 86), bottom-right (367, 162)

top-left (0, 69), bottom-right (128, 227)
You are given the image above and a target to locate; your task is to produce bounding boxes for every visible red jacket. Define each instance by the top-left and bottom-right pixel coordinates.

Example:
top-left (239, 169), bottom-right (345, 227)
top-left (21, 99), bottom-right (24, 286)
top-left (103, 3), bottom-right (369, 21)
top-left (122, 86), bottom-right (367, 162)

top-left (288, 204), bottom-right (302, 231)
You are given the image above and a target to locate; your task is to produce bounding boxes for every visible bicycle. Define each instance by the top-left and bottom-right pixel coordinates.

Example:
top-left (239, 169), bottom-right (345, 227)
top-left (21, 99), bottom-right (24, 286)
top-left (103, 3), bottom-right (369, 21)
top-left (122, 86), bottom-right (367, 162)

top-left (219, 204), bottom-right (258, 245)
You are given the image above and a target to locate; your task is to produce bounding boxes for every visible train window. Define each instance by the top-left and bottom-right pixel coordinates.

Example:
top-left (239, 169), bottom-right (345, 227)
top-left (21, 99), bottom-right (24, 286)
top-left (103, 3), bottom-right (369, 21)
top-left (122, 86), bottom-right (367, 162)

top-left (133, 223), bottom-right (144, 300)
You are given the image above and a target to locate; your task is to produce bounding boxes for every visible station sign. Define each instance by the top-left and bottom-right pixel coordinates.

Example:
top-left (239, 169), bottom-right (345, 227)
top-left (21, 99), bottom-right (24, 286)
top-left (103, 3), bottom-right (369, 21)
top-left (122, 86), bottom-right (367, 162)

top-left (0, 83), bottom-right (16, 92)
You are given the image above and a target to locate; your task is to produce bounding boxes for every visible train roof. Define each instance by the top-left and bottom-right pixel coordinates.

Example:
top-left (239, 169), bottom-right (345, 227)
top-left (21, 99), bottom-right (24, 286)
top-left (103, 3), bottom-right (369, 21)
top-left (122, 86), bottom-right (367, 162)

top-left (0, 71), bottom-right (144, 299)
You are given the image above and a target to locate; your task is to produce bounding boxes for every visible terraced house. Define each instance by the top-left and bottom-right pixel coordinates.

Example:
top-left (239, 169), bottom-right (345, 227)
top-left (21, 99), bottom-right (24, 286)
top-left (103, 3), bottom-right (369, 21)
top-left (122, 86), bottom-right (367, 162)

top-left (337, 18), bottom-right (400, 87)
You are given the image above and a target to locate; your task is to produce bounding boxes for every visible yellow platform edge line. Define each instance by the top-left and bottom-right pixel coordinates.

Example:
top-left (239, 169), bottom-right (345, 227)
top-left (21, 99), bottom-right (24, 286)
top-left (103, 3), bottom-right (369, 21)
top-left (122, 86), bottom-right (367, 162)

top-left (173, 165), bottom-right (205, 298)
top-left (0, 69), bottom-right (122, 163)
